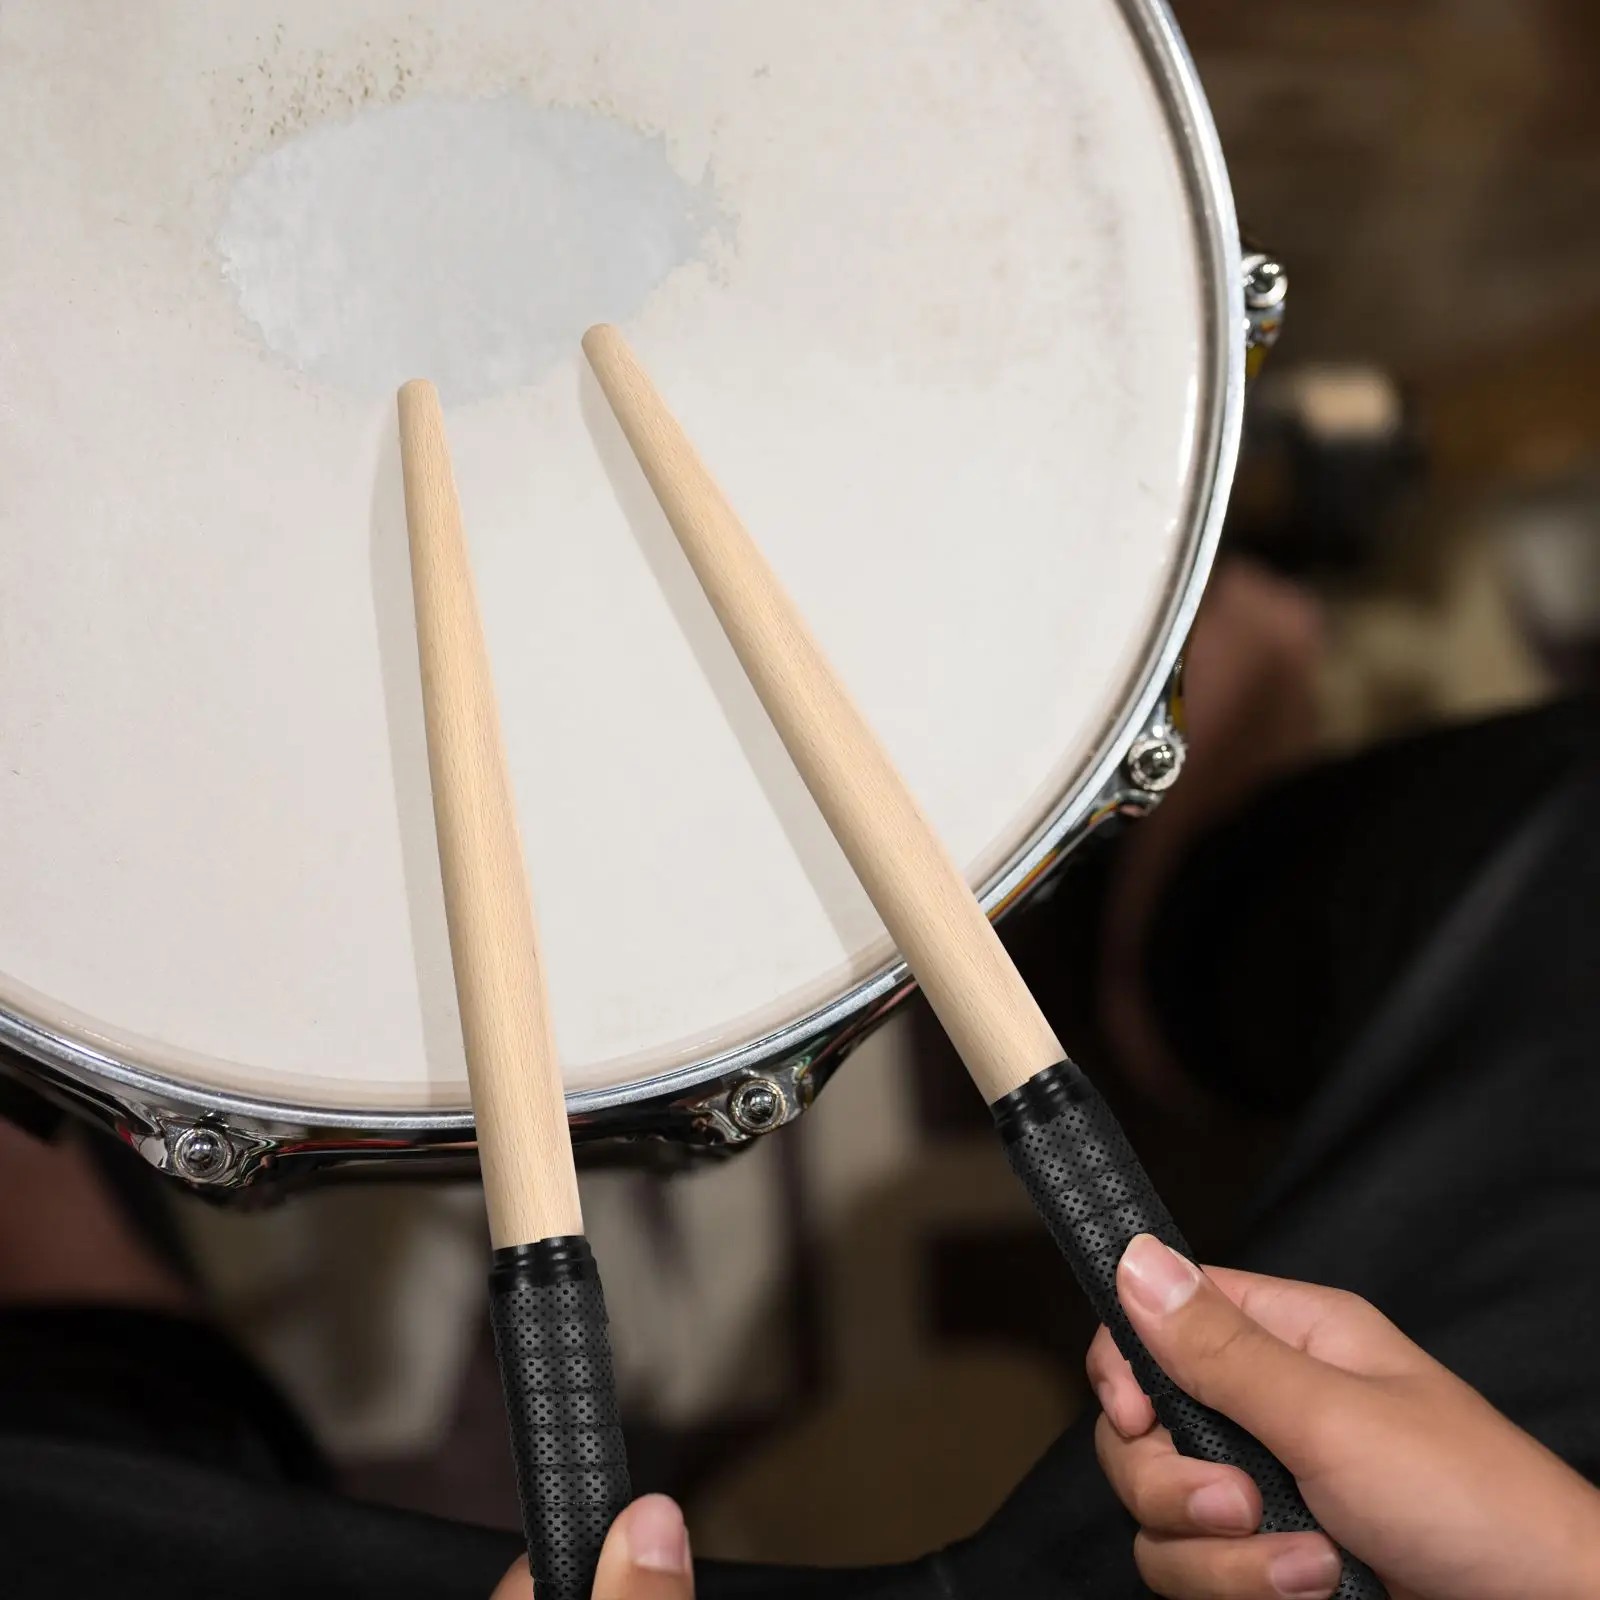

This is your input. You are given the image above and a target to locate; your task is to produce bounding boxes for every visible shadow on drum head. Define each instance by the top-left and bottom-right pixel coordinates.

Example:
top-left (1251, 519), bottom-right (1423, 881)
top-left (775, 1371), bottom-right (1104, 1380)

top-left (577, 358), bottom-right (877, 956)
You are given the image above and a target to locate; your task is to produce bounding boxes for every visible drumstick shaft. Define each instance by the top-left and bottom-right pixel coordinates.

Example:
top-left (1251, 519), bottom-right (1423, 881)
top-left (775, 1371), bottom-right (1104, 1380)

top-left (398, 379), bottom-right (579, 1246)
top-left (398, 382), bottom-right (630, 1600)
top-left (580, 328), bottom-right (1386, 1600)
top-left (581, 325), bottom-right (1063, 1105)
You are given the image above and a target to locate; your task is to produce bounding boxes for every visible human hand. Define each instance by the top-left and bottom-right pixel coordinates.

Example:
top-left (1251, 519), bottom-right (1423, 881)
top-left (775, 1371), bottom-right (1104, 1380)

top-left (490, 1494), bottom-right (693, 1600)
top-left (1089, 1235), bottom-right (1600, 1600)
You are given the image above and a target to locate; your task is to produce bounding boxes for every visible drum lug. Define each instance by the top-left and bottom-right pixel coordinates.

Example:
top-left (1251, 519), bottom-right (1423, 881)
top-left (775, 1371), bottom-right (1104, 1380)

top-left (0, 1041), bottom-right (283, 1191)
top-left (689, 1059), bottom-right (813, 1145)
top-left (141, 1114), bottom-right (276, 1191)
top-left (1242, 248), bottom-right (1287, 376)
top-left (1113, 677), bottom-right (1188, 812)
top-left (728, 1077), bottom-right (788, 1135)
top-left (1125, 729), bottom-right (1184, 796)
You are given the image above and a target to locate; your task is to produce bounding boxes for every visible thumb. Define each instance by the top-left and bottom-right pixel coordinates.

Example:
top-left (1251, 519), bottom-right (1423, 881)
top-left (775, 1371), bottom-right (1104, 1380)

top-left (1117, 1234), bottom-right (1356, 1467)
top-left (590, 1495), bottom-right (695, 1600)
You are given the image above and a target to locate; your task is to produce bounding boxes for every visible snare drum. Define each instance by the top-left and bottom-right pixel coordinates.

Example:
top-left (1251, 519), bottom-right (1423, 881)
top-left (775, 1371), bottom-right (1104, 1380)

top-left (0, 0), bottom-right (1267, 1189)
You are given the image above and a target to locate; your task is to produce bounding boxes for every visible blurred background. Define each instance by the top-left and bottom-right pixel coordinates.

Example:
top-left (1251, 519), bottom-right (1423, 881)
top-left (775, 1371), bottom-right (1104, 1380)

top-left (162, 0), bottom-right (1600, 1570)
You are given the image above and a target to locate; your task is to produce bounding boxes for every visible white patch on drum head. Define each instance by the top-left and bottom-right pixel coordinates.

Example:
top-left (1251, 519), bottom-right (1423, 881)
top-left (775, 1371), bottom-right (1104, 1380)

top-left (217, 97), bottom-right (724, 402)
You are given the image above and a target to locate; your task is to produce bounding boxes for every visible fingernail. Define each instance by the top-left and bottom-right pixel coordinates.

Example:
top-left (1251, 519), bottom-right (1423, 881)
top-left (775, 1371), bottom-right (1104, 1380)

top-left (624, 1495), bottom-right (691, 1575)
top-left (1269, 1539), bottom-right (1341, 1599)
top-left (1186, 1480), bottom-right (1256, 1534)
top-left (1120, 1234), bottom-right (1201, 1317)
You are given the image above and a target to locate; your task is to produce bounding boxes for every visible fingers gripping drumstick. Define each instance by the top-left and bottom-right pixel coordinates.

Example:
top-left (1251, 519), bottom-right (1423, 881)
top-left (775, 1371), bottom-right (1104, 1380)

top-left (398, 381), bottom-right (630, 1600)
top-left (581, 326), bottom-right (1384, 1600)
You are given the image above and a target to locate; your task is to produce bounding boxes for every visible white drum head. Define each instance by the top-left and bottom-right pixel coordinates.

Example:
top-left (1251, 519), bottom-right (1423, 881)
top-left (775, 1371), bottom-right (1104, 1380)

top-left (0, 0), bottom-right (1236, 1114)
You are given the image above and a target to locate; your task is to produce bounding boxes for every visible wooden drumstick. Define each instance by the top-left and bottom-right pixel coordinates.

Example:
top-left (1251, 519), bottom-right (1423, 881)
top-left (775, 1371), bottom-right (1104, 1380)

top-left (580, 327), bottom-right (1061, 1103)
top-left (580, 327), bottom-right (1386, 1600)
top-left (399, 379), bottom-right (577, 1243)
top-left (398, 380), bottom-right (630, 1600)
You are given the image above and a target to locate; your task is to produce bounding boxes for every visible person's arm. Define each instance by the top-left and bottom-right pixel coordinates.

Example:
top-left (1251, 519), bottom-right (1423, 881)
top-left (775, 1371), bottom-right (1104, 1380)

top-left (492, 1495), bottom-right (695, 1600)
top-left (1091, 1235), bottom-right (1600, 1600)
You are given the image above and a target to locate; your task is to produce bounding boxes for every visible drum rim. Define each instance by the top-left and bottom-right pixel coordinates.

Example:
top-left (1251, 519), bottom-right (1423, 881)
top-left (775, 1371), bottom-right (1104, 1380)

top-left (0, 0), bottom-right (1243, 1139)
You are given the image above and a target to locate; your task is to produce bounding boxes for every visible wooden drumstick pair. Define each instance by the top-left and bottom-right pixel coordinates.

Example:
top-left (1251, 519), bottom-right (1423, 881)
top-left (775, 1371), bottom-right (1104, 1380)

top-left (399, 333), bottom-right (1384, 1600)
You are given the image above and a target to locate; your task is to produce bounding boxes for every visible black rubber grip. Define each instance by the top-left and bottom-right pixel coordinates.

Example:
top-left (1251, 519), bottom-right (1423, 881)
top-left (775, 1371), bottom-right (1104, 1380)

top-left (993, 1061), bottom-right (1386, 1600)
top-left (489, 1237), bottom-right (632, 1600)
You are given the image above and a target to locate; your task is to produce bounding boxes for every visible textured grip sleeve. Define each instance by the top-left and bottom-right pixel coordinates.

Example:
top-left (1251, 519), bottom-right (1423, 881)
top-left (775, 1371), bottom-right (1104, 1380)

top-left (993, 1062), bottom-right (1386, 1600)
top-left (489, 1237), bottom-right (632, 1600)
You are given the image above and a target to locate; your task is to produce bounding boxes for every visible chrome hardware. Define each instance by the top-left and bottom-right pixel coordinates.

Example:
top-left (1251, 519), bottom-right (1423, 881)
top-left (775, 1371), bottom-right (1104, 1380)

top-left (1242, 251), bottom-right (1287, 358)
top-left (1243, 254), bottom-right (1287, 312)
top-left (170, 1122), bottom-right (238, 1183)
top-left (1126, 734), bottom-right (1184, 794)
top-left (728, 1078), bottom-right (786, 1134)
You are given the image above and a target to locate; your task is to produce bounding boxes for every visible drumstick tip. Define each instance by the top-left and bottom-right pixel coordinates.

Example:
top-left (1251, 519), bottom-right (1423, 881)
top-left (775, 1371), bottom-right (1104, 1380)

top-left (582, 324), bottom-right (624, 363)
top-left (396, 378), bottom-right (443, 431)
